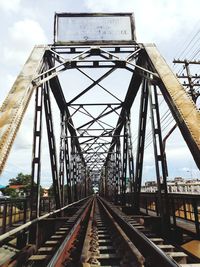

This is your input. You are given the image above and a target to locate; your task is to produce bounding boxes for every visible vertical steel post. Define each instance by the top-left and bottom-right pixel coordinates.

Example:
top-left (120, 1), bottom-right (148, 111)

top-left (127, 114), bottom-right (134, 194)
top-left (77, 160), bottom-right (81, 200)
top-left (171, 197), bottom-right (177, 227)
top-left (122, 117), bottom-right (128, 205)
top-left (64, 120), bottom-right (72, 204)
top-left (110, 150), bottom-right (115, 201)
top-left (9, 203), bottom-right (13, 227)
top-left (84, 167), bottom-right (87, 198)
top-left (115, 140), bottom-right (120, 203)
top-left (73, 148), bottom-right (78, 202)
top-left (70, 139), bottom-right (77, 201)
top-left (30, 86), bottom-right (43, 219)
top-left (105, 165), bottom-right (108, 199)
top-left (149, 84), bottom-right (170, 236)
top-left (59, 113), bottom-right (65, 206)
top-left (2, 202), bottom-right (7, 234)
top-left (192, 199), bottom-right (200, 238)
top-left (107, 159), bottom-right (111, 200)
top-left (134, 78), bottom-right (149, 212)
top-left (100, 167), bottom-right (106, 197)
top-left (30, 85), bottom-right (43, 246)
top-left (43, 81), bottom-right (61, 209)
top-left (23, 199), bottom-right (27, 224)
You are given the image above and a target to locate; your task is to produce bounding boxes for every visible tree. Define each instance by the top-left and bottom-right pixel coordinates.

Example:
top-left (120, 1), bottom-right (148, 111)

top-left (3, 173), bottom-right (31, 197)
top-left (11, 173), bottom-right (32, 195)
top-left (3, 173), bottom-right (44, 198)
top-left (3, 187), bottom-right (17, 198)
top-left (9, 173), bottom-right (32, 186)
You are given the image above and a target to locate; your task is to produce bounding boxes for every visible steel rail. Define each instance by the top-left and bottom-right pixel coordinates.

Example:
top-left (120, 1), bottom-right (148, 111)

top-left (80, 197), bottom-right (96, 263)
top-left (100, 197), bottom-right (181, 267)
top-left (97, 197), bottom-right (145, 267)
top-left (47, 197), bottom-right (93, 267)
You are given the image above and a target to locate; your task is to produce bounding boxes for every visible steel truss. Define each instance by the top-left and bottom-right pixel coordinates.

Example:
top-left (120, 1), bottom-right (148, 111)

top-left (27, 43), bottom-right (148, 211)
top-left (0, 32), bottom-right (200, 237)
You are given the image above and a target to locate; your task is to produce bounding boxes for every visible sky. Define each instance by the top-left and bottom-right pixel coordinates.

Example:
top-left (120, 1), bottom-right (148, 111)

top-left (0, 0), bottom-right (199, 187)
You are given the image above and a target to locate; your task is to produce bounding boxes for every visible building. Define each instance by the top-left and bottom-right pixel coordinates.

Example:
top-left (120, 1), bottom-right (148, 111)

top-left (141, 177), bottom-right (200, 193)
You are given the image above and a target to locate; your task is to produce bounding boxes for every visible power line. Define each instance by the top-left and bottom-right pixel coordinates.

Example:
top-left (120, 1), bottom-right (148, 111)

top-left (173, 20), bottom-right (200, 63)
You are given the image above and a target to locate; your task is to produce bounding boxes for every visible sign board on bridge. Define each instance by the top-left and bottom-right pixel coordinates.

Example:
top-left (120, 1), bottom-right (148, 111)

top-left (54, 13), bottom-right (136, 44)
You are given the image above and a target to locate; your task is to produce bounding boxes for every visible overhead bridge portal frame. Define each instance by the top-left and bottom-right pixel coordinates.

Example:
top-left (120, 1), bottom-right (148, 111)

top-left (0, 13), bottom-right (199, 235)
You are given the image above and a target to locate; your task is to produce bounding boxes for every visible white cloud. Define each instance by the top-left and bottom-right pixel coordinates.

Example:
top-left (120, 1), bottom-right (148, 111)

top-left (85, 0), bottom-right (200, 45)
top-left (3, 19), bottom-right (47, 67)
top-left (85, 0), bottom-right (121, 11)
top-left (0, 0), bottom-right (21, 12)
top-left (9, 19), bottom-right (47, 45)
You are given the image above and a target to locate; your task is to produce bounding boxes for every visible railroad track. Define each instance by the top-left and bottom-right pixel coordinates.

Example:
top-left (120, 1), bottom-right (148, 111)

top-left (100, 197), bottom-right (200, 267)
top-left (1, 196), bottom-right (200, 267)
top-left (28, 196), bottom-right (144, 267)
top-left (79, 197), bottom-right (144, 267)
top-left (0, 197), bottom-right (91, 266)
top-left (27, 196), bottom-right (200, 267)
top-left (27, 198), bottom-right (92, 266)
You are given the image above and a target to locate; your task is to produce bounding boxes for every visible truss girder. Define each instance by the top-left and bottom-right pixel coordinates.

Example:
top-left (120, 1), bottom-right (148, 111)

top-left (34, 46), bottom-right (157, 87)
top-left (0, 45), bottom-right (47, 174)
top-left (0, 39), bottom-right (199, 213)
top-left (144, 44), bottom-right (200, 169)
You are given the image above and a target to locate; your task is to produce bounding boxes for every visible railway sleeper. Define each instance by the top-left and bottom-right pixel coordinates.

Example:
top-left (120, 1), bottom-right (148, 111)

top-left (26, 199), bottom-right (91, 266)
top-left (101, 198), bottom-right (198, 267)
top-left (166, 252), bottom-right (188, 264)
top-left (80, 197), bottom-right (145, 267)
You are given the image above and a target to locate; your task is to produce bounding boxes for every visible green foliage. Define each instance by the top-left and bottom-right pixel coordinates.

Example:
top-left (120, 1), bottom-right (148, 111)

top-left (9, 172), bottom-right (32, 187)
top-left (2, 173), bottom-right (31, 198)
top-left (2, 173), bottom-right (44, 198)
top-left (10, 172), bottom-right (32, 196)
top-left (3, 187), bottom-right (18, 198)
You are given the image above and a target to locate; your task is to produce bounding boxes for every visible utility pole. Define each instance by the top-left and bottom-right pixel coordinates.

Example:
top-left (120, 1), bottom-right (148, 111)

top-left (173, 59), bottom-right (200, 105)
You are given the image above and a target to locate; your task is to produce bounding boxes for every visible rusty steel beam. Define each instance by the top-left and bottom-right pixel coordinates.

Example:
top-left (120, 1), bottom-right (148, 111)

top-left (144, 44), bottom-right (200, 169)
top-left (134, 78), bottom-right (149, 212)
top-left (45, 54), bottom-right (86, 167)
top-left (43, 82), bottom-right (61, 209)
top-left (105, 50), bottom-right (145, 165)
top-left (0, 45), bottom-right (47, 175)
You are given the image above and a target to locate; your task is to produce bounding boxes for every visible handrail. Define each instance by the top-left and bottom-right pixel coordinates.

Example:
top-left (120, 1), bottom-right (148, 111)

top-left (0, 196), bottom-right (90, 243)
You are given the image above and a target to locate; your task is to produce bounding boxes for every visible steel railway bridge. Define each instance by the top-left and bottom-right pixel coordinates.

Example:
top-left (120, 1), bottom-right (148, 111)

top-left (0, 13), bottom-right (200, 267)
